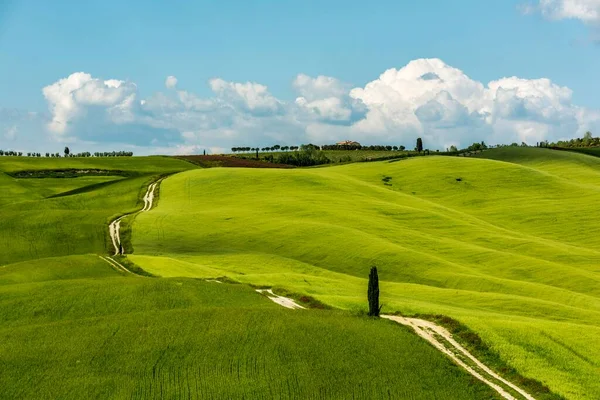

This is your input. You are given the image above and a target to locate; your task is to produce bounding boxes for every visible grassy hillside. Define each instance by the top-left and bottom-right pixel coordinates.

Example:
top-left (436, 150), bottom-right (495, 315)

top-left (475, 147), bottom-right (600, 186)
top-left (0, 155), bottom-right (190, 174)
top-left (0, 155), bottom-right (501, 399)
top-left (0, 156), bottom-right (194, 265)
top-left (545, 147), bottom-right (600, 159)
top-left (131, 148), bottom-right (600, 399)
top-left (0, 255), bottom-right (497, 399)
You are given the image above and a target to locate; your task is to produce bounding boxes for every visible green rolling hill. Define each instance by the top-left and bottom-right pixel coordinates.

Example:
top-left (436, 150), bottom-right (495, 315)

top-left (0, 155), bottom-right (500, 399)
top-left (0, 156), bottom-right (194, 265)
top-left (128, 148), bottom-right (600, 399)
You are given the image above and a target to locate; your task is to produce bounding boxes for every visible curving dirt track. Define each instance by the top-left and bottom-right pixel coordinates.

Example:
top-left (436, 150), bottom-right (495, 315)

top-left (252, 291), bottom-right (534, 399)
top-left (99, 255), bottom-right (132, 274)
top-left (109, 180), bottom-right (159, 256)
top-left (256, 289), bottom-right (306, 309)
top-left (382, 315), bottom-right (535, 400)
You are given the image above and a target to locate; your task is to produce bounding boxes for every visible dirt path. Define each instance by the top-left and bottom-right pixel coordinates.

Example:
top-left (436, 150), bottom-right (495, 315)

top-left (256, 289), bottom-right (306, 309)
top-left (99, 255), bottom-right (132, 275)
top-left (108, 217), bottom-right (124, 256)
top-left (381, 315), bottom-right (535, 400)
top-left (142, 182), bottom-right (158, 212)
top-left (108, 180), bottom-right (159, 256)
top-left (253, 289), bottom-right (531, 399)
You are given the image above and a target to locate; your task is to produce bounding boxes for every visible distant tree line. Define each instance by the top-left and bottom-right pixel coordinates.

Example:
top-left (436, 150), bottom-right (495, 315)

top-left (322, 143), bottom-right (362, 150)
top-left (492, 142), bottom-right (529, 148)
top-left (321, 144), bottom-right (406, 151)
top-left (0, 150), bottom-right (24, 156)
top-left (545, 131), bottom-right (597, 148)
top-left (445, 141), bottom-right (489, 157)
top-left (235, 138), bottom-right (430, 166)
top-left (465, 141), bottom-right (488, 152)
top-left (0, 148), bottom-right (133, 158)
top-left (272, 147), bottom-right (331, 167)
top-left (232, 143), bottom-right (410, 153)
top-left (92, 151), bottom-right (134, 157)
top-left (231, 146), bottom-right (299, 153)
top-left (231, 136), bottom-right (543, 158)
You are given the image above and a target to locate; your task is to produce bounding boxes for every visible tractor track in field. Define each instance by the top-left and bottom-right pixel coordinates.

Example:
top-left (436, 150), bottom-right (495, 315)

top-left (145, 259), bottom-right (533, 397)
top-left (381, 315), bottom-right (535, 400)
top-left (256, 288), bottom-right (533, 398)
top-left (102, 179), bottom-right (161, 275)
top-left (109, 180), bottom-right (159, 257)
top-left (255, 289), bottom-right (306, 309)
top-left (99, 255), bottom-right (132, 275)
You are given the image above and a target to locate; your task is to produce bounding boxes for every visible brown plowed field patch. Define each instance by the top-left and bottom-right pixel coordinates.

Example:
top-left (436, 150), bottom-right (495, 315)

top-left (175, 155), bottom-right (294, 169)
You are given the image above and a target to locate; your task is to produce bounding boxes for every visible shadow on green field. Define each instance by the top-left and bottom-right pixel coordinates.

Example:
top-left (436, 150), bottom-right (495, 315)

top-left (0, 254), bottom-right (500, 400)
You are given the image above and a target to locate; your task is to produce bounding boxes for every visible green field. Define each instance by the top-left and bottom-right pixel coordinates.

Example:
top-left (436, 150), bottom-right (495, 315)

top-left (0, 156), bottom-right (194, 265)
top-left (529, 146), bottom-right (600, 160)
top-left (241, 149), bottom-right (412, 163)
top-left (0, 156), bottom-right (501, 399)
top-left (129, 148), bottom-right (600, 399)
top-left (1, 254), bottom-right (501, 399)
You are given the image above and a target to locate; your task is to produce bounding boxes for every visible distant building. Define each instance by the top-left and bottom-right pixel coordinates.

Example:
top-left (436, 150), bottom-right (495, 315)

top-left (336, 140), bottom-right (361, 146)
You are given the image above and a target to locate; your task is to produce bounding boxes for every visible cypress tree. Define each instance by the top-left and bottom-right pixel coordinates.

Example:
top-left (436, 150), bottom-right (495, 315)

top-left (368, 266), bottom-right (380, 316)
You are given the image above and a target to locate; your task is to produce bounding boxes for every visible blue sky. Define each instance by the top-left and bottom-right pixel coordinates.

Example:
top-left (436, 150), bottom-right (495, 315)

top-left (1, 0), bottom-right (599, 154)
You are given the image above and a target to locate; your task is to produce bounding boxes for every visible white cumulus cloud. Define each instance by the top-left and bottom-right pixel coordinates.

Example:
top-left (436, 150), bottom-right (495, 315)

top-left (293, 73), bottom-right (348, 101)
top-left (348, 58), bottom-right (590, 147)
top-left (293, 73), bottom-right (365, 124)
top-left (528, 0), bottom-right (600, 23)
top-left (18, 58), bottom-right (598, 154)
top-left (295, 96), bottom-right (352, 122)
top-left (165, 75), bottom-right (178, 89)
top-left (209, 78), bottom-right (283, 116)
top-left (42, 72), bottom-right (137, 136)
top-left (522, 1), bottom-right (600, 44)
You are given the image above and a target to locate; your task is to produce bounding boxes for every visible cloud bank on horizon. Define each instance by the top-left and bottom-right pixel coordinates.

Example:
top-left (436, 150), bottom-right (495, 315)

top-left (3, 57), bottom-right (600, 155)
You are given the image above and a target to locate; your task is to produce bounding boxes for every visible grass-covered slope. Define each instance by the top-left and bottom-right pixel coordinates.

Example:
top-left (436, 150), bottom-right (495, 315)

top-left (476, 146), bottom-right (600, 187)
top-left (0, 255), bottom-right (496, 399)
top-left (0, 156), bottom-right (194, 265)
top-left (131, 148), bottom-right (600, 399)
top-left (0, 155), bottom-right (502, 399)
top-left (0, 155), bottom-right (190, 174)
top-left (554, 146), bottom-right (600, 159)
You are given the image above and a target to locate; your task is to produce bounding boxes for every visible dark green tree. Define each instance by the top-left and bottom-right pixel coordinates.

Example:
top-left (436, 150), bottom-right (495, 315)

top-left (64, 146), bottom-right (70, 157)
top-left (416, 138), bottom-right (423, 153)
top-left (368, 266), bottom-right (381, 317)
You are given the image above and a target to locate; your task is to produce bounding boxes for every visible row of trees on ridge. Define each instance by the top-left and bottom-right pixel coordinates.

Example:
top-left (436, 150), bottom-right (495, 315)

top-left (544, 131), bottom-right (597, 148)
top-left (232, 143), bottom-right (411, 154)
top-left (231, 146), bottom-right (300, 153)
top-left (0, 147), bottom-right (134, 158)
